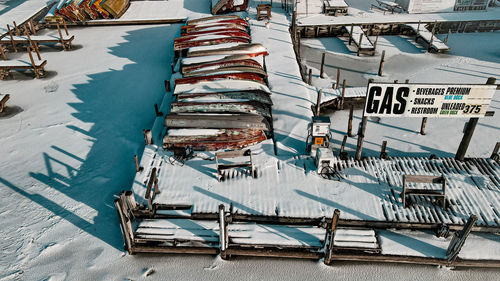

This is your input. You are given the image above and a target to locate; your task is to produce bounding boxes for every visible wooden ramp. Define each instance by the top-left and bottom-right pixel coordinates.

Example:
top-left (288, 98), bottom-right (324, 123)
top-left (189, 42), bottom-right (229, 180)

top-left (406, 23), bottom-right (450, 52)
top-left (345, 25), bottom-right (375, 56)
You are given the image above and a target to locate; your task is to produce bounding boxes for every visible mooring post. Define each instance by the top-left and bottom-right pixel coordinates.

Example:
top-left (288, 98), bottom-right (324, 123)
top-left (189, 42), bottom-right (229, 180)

top-left (134, 155), bottom-right (143, 172)
top-left (340, 80), bottom-right (346, 110)
top-left (420, 117), bottom-right (427, 135)
top-left (380, 140), bottom-right (388, 159)
top-left (324, 209), bottom-right (341, 265)
top-left (347, 105), bottom-right (354, 137)
top-left (428, 22), bottom-right (436, 52)
top-left (355, 79), bottom-right (373, 160)
top-left (339, 135), bottom-right (348, 159)
top-left (154, 104), bottom-right (163, 117)
top-left (336, 68), bottom-right (341, 89)
top-left (219, 204), bottom-right (228, 259)
top-left (356, 33), bottom-right (363, 56)
top-left (316, 89), bottom-right (322, 116)
top-left (378, 50), bottom-right (385, 76)
top-left (308, 68), bottom-right (312, 85)
top-left (320, 52), bottom-right (326, 78)
top-left (417, 20), bottom-right (420, 33)
top-left (349, 24), bottom-right (353, 45)
top-left (444, 29), bottom-right (451, 44)
top-left (164, 80), bottom-right (171, 92)
top-left (143, 129), bottom-right (153, 145)
top-left (297, 31), bottom-right (301, 60)
top-left (491, 142), bottom-right (500, 161)
top-left (456, 77), bottom-right (496, 161)
top-left (446, 215), bottom-right (477, 262)
top-left (374, 34), bottom-right (379, 50)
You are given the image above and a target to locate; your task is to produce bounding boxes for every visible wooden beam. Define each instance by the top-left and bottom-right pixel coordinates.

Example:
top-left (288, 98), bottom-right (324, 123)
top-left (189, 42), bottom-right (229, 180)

top-left (447, 215), bottom-right (478, 262)
top-left (6, 24), bottom-right (17, 52)
top-left (340, 80), bottom-right (346, 110)
top-left (57, 24), bottom-right (67, 51)
top-left (26, 47), bottom-right (39, 79)
top-left (378, 50), bottom-right (385, 76)
top-left (316, 89), bottom-right (322, 116)
top-left (336, 68), bottom-right (340, 89)
top-left (347, 105), bottom-right (354, 137)
top-left (420, 117), bottom-right (427, 135)
top-left (320, 52), bottom-right (326, 78)
top-left (134, 155), bottom-right (143, 172)
top-left (380, 140), bottom-right (388, 159)
top-left (324, 209), bottom-right (341, 265)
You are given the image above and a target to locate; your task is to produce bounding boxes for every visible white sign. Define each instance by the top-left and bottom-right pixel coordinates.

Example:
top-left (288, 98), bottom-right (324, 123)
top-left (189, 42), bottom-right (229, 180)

top-left (363, 83), bottom-right (497, 118)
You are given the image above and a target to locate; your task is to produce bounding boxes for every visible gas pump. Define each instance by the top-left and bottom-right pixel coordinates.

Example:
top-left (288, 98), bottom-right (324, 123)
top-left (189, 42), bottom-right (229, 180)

top-left (306, 116), bottom-right (331, 156)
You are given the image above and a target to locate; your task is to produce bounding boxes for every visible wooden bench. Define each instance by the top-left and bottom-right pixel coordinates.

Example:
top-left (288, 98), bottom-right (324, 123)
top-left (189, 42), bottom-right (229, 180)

top-left (216, 149), bottom-right (254, 181)
top-left (0, 47), bottom-right (46, 79)
top-left (257, 4), bottom-right (271, 21)
top-left (324, 0), bottom-right (349, 16)
top-left (0, 94), bottom-right (10, 113)
top-left (402, 175), bottom-right (446, 208)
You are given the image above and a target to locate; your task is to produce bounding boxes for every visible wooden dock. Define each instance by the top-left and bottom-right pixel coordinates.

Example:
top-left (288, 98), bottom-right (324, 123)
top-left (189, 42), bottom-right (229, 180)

top-left (406, 23), bottom-right (450, 52)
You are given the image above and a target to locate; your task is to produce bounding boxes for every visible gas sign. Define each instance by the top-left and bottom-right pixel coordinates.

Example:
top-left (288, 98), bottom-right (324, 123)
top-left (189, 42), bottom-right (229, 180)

top-left (363, 83), bottom-right (496, 118)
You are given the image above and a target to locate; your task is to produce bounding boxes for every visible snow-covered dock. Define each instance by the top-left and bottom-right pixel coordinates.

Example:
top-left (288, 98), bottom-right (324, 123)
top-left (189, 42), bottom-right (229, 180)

top-left (131, 145), bottom-right (500, 231)
top-left (406, 23), bottom-right (449, 52)
top-left (345, 25), bottom-right (375, 55)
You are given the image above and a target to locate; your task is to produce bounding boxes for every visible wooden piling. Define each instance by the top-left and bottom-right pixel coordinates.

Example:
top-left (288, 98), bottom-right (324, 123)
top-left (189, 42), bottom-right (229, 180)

top-left (420, 117), bottom-right (427, 135)
top-left (347, 105), bottom-right (354, 137)
top-left (320, 52), bottom-right (326, 79)
top-left (336, 68), bottom-right (340, 89)
top-left (355, 79), bottom-right (373, 160)
top-left (316, 89), bottom-right (322, 116)
top-left (378, 50), bottom-right (385, 76)
top-left (308, 69), bottom-right (312, 85)
top-left (219, 204), bottom-right (228, 259)
top-left (456, 77), bottom-right (496, 161)
top-left (339, 135), bottom-right (348, 159)
top-left (340, 80), bottom-right (346, 110)
top-left (154, 104), bottom-right (163, 117)
top-left (428, 22), bottom-right (436, 52)
top-left (134, 155), bottom-right (143, 172)
top-left (324, 209), bottom-right (341, 265)
top-left (374, 34), bottom-right (379, 50)
top-left (349, 25), bottom-right (353, 45)
top-left (165, 80), bottom-right (171, 92)
top-left (143, 129), bottom-right (153, 145)
top-left (491, 142), bottom-right (500, 161)
top-left (444, 29), bottom-right (451, 44)
top-left (380, 140), bottom-right (388, 159)
top-left (356, 33), bottom-right (363, 56)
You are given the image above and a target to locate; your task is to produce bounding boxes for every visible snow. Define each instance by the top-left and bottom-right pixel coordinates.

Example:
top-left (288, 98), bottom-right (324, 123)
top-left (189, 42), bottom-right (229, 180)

top-left (173, 79), bottom-right (271, 95)
top-left (1, 1), bottom-right (500, 280)
top-left (167, 129), bottom-right (224, 136)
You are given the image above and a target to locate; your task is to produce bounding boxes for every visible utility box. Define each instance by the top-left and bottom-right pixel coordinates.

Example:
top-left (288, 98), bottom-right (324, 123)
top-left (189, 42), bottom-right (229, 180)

top-left (311, 115), bottom-right (331, 145)
top-left (315, 147), bottom-right (336, 173)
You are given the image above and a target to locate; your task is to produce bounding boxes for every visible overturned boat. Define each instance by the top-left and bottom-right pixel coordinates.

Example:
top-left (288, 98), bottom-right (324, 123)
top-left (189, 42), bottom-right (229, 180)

top-left (163, 128), bottom-right (266, 151)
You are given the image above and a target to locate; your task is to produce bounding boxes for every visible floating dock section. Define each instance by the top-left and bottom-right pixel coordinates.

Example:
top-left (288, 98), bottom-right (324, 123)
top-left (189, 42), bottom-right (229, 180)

top-left (406, 23), bottom-right (450, 52)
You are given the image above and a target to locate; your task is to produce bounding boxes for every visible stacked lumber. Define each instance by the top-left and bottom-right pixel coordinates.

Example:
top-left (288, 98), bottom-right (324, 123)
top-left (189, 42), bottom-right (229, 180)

top-left (164, 15), bottom-right (272, 151)
top-left (45, 0), bottom-right (130, 22)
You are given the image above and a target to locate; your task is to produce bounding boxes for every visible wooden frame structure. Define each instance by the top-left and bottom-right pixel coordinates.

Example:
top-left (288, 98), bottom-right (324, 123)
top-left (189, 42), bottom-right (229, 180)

top-left (0, 47), bottom-right (46, 79)
top-left (402, 175), bottom-right (446, 209)
top-left (257, 4), bottom-right (272, 21)
top-left (323, 0), bottom-right (349, 16)
top-left (0, 94), bottom-right (10, 113)
top-left (2, 23), bottom-right (73, 52)
top-left (215, 149), bottom-right (254, 181)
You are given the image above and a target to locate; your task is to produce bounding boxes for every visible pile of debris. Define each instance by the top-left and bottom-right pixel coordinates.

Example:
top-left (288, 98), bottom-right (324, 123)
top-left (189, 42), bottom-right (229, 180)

top-left (164, 15), bottom-right (272, 151)
top-left (45, 0), bottom-right (130, 22)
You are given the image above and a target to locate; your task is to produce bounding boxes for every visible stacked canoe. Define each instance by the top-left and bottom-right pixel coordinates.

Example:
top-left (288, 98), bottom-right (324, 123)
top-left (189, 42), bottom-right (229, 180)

top-left (164, 15), bottom-right (272, 151)
top-left (45, 0), bottom-right (130, 22)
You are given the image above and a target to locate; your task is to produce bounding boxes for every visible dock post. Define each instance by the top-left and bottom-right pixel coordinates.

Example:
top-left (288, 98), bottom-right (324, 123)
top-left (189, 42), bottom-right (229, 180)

top-left (340, 80), bottom-right (346, 110)
top-left (339, 135), bottom-right (348, 159)
top-left (491, 142), bottom-right (500, 161)
top-left (154, 104), bottom-right (163, 117)
top-left (164, 80), bottom-right (171, 92)
top-left (446, 215), bottom-right (477, 262)
top-left (417, 20), bottom-right (420, 33)
top-left (355, 79), bottom-right (373, 160)
top-left (347, 105), bottom-right (354, 137)
top-left (316, 89), bottom-right (322, 116)
top-left (420, 117), bottom-right (427, 135)
top-left (378, 50), bottom-right (385, 76)
top-left (374, 34), bottom-right (379, 50)
top-left (320, 52), bottom-right (326, 78)
top-left (336, 68), bottom-right (340, 89)
top-left (134, 155), bottom-right (143, 172)
top-left (219, 204), bottom-right (229, 259)
top-left (349, 25), bottom-right (353, 45)
top-left (357, 33), bottom-right (363, 56)
top-left (456, 77), bottom-right (496, 161)
top-left (428, 22), bottom-right (436, 52)
top-left (143, 129), bottom-right (153, 145)
top-left (380, 140), bottom-right (388, 159)
top-left (308, 69), bottom-right (312, 85)
top-left (324, 209), bottom-right (341, 265)
top-left (444, 29), bottom-right (451, 44)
